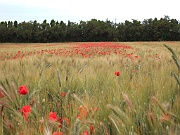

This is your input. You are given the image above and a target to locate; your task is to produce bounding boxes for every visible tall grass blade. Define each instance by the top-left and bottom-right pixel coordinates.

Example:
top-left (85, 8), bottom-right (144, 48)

top-left (164, 44), bottom-right (180, 90)
top-left (164, 44), bottom-right (178, 59)
top-left (0, 86), bottom-right (14, 106)
top-left (73, 118), bottom-right (80, 135)
top-left (174, 73), bottom-right (180, 85)
top-left (72, 94), bottom-right (88, 110)
top-left (164, 44), bottom-right (180, 71)
top-left (57, 70), bottom-right (61, 87)
top-left (172, 56), bottom-right (180, 71)
top-left (122, 93), bottom-right (132, 110)
top-left (108, 115), bottom-right (121, 134)
top-left (151, 96), bottom-right (166, 114)
top-left (106, 104), bottom-right (132, 125)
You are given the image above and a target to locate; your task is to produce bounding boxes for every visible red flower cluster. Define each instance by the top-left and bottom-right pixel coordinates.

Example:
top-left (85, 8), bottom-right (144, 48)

top-left (91, 107), bottom-right (99, 111)
top-left (90, 125), bottom-right (95, 134)
top-left (114, 71), bottom-right (120, 76)
top-left (60, 92), bottom-right (66, 97)
top-left (77, 106), bottom-right (88, 120)
top-left (52, 132), bottom-right (63, 135)
top-left (81, 125), bottom-right (95, 135)
top-left (18, 85), bottom-right (28, 95)
top-left (18, 85), bottom-right (31, 121)
top-left (48, 111), bottom-right (59, 122)
top-left (1, 42), bottom-right (135, 61)
top-left (48, 111), bottom-right (70, 130)
top-left (20, 105), bottom-right (31, 121)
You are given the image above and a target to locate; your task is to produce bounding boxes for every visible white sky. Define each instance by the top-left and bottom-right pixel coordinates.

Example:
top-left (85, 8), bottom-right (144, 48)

top-left (0, 0), bottom-right (179, 23)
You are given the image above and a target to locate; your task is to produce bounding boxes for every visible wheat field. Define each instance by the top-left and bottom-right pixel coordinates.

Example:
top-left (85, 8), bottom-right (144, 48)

top-left (0, 42), bottom-right (180, 135)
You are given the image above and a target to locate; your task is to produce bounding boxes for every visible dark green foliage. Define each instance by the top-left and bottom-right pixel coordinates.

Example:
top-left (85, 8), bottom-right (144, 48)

top-left (0, 16), bottom-right (179, 43)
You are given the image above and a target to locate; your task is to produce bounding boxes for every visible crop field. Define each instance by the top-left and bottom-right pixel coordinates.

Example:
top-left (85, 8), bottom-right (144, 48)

top-left (0, 42), bottom-right (180, 135)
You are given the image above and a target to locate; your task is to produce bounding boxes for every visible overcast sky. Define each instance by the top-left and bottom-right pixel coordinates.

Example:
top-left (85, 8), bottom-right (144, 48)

top-left (0, 0), bottom-right (179, 23)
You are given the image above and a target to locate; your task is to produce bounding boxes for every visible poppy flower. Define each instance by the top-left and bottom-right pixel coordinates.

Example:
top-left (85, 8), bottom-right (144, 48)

top-left (77, 106), bottom-right (88, 120)
top-left (90, 125), bottom-right (95, 134)
top-left (132, 70), bottom-right (136, 72)
top-left (135, 55), bottom-right (139, 58)
top-left (114, 71), bottom-right (120, 76)
top-left (0, 91), bottom-right (5, 98)
top-left (20, 105), bottom-right (31, 121)
top-left (18, 85), bottom-right (28, 95)
top-left (52, 132), bottom-right (63, 135)
top-left (91, 107), bottom-right (98, 111)
top-left (82, 130), bottom-right (89, 135)
top-left (67, 104), bottom-right (70, 109)
top-left (60, 92), bottom-right (66, 97)
top-left (162, 113), bottom-right (171, 121)
top-left (49, 112), bottom-right (59, 122)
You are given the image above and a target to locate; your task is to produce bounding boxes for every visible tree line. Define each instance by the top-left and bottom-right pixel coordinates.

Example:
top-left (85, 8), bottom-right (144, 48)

top-left (0, 16), bottom-right (179, 42)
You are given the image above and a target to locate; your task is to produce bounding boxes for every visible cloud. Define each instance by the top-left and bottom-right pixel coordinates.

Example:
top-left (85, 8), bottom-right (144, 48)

top-left (0, 0), bottom-right (179, 23)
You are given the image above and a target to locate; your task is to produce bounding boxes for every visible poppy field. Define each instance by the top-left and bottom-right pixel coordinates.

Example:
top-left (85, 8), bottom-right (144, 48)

top-left (0, 42), bottom-right (180, 135)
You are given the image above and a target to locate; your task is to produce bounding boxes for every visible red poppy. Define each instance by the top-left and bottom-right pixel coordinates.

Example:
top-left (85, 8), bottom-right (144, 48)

top-left (91, 107), bottom-right (99, 111)
top-left (67, 104), bottom-right (70, 109)
top-left (52, 132), bottom-right (63, 135)
top-left (135, 55), bottom-right (139, 58)
top-left (90, 125), bottom-right (95, 134)
top-left (162, 113), bottom-right (171, 121)
top-left (60, 92), bottom-right (66, 97)
top-left (20, 105), bottom-right (31, 121)
top-left (82, 130), bottom-right (89, 135)
top-left (49, 112), bottom-right (59, 122)
top-left (18, 85), bottom-right (28, 95)
top-left (114, 71), bottom-right (120, 76)
top-left (0, 91), bottom-right (5, 98)
top-left (132, 70), bottom-right (136, 72)
top-left (77, 106), bottom-right (88, 120)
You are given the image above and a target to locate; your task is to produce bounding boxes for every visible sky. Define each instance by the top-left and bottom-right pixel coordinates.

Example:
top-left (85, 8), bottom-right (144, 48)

top-left (0, 0), bottom-right (179, 23)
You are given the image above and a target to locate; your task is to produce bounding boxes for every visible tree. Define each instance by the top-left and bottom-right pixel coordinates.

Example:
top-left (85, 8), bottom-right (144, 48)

top-left (40, 20), bottom-right (50, 42)
top-left (0, 16), bottom-right (179, 43)
top-left (0, 21), bottom-right (8, 42)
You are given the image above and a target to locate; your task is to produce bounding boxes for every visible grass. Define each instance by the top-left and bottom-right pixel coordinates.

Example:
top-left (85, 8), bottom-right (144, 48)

top-left (0, 42), bottom-right (180, 135)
